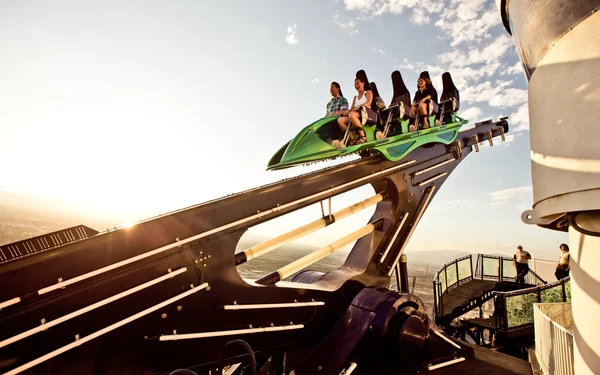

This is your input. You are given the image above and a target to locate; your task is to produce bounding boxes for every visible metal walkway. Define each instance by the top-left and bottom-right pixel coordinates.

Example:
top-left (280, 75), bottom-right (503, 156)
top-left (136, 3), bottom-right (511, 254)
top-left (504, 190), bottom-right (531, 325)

top-left (433, 254), bottom-right (546, 325)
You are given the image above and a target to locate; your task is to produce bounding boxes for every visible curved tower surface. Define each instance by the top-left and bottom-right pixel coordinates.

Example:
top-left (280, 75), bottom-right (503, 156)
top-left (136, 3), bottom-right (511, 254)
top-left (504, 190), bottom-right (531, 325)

top-left (497, 1), bottom-right (600, 373)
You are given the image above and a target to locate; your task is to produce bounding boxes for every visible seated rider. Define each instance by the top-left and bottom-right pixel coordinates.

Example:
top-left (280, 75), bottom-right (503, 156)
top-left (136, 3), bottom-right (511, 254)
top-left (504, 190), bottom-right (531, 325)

top-left (337, 75), bottom-right (373, 145)
top-left (325, 82), bottom-right (349, 117)
top-left (410, 73), bottom-right (438, 132)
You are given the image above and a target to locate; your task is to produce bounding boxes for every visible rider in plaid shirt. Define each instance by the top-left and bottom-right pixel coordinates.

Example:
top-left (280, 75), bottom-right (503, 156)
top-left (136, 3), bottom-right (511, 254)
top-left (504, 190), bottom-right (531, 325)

top-left (326, 82), bottom-right (348, 117)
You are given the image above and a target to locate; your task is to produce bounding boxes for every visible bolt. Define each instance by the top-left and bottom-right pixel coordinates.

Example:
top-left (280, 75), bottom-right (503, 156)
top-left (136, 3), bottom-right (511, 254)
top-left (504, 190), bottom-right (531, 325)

top-left (318, 366), bottom-right (323, 371)
top-left (162, 313), bottom-right (167, 319)
top-left (173, 330), bottom-right (177, 334)
top-left (177, 305), bottom-right (182, 311)
top-left (203, 263), bottom-right (207, 267)
top-left (208, 255), bottom-right (211, 258)
top-left (200, 251), bottom-right (203, 255)
top-left (206, 286), bottom-right (211, 291)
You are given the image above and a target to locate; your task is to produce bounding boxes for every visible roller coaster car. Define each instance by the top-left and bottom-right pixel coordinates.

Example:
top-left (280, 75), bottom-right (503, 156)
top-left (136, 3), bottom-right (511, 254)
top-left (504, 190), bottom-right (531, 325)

top-left (267, 70), bottom-right (467, 170)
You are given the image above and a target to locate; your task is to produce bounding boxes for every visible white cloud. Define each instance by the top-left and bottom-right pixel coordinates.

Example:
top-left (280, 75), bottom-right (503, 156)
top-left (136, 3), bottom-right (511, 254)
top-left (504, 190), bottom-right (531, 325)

top-left (502, 133), bottom-right (516, 145)
top-left (411, 8), bottom-right (430, 24)
top-left (419, 63), bottom-right (500, 91)
top-left (461, 80), bottom-right (528, 108)
top-left (488, 87), bottom-right (528, 107)
top-left (286, 24), bottom-right (299, 45)
top-left (490, 185), bottom-right (532, 201)
top-left (312, 78), bottom-right (320, 84)
top-left (510, 103), bottom-right (529, 132)
top-left (439, 35), bottom-right (513, 68)
top-left (372, 46), bottom-right (386, 55)
top-left (342, 0), bottom-right (443, 25)
top-left (344, 0), bottom-right (375, 11)
top-left (435, 2), bottom-right (500, 47)
top-left (398, 58), bottom-right (416, 71)
top-left (333, 12), bottom-right (356, 28)
top-left (503, 61), bottom-right (523, 76)
top-left (350, 29), bottom-right (359, 35)
top-left (460, 107), bottom-right (482, 122)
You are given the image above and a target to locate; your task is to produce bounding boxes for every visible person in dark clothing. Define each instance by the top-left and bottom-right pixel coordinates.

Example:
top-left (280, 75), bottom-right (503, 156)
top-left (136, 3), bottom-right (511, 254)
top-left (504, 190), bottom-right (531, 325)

top-left (410, 72), bottom-right (438, 131)
top-left (513, 245), bottom-right (531, 284)
top-left (555, 243), bottom-right (571, 280)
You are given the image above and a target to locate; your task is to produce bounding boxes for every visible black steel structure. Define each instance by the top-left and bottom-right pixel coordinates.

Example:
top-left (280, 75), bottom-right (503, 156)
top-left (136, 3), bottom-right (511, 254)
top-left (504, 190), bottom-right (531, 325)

top-left (0, 119), bottom-right (525, 375)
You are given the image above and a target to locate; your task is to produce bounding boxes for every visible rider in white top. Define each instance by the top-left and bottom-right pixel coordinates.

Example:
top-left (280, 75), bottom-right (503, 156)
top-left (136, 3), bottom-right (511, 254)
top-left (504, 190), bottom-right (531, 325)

top-left (336, 75), bottom-right (373, 147)
top-left (353, 92), bottom-right (368, 107)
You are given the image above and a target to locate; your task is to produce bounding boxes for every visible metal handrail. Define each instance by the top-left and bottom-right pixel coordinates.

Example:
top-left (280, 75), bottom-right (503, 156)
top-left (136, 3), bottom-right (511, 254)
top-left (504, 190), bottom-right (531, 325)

top-left (433, 255), bottom-right (474, 317)
top-left (492, 277), bottom-right (571, 333)
top-left (474, 254), bottom-right (547, 285)
top-left (433, 254), bottom-right (551, 320)
top-left (534, 303), bottom-right (574, 375)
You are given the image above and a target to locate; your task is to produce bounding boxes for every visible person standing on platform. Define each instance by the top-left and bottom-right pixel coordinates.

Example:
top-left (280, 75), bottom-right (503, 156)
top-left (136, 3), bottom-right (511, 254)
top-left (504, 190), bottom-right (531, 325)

top-left (513, 245), bottom-right (531, 284)
top-left (555, 243), bottom-right (571, 280)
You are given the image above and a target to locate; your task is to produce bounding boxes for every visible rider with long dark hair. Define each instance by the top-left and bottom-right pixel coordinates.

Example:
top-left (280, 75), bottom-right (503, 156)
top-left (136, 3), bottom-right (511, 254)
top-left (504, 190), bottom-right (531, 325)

top-left (325, 82), bottom-right (348, 118)
top-left (410, 71), bottom-right (438, 131)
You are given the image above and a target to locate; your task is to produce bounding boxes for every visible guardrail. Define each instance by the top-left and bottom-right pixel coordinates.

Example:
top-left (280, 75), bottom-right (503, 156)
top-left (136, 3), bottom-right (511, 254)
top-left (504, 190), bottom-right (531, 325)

top-left (534, 303), bottom-right (574, 375)
top-left (433, 254), bottom-right (547, 318)
top-left (493, 277), bottom-right (571, 333)
top-left (432, 255), bottom-right (473, 317)
top-left (474, 254), bottom-right (546, 286)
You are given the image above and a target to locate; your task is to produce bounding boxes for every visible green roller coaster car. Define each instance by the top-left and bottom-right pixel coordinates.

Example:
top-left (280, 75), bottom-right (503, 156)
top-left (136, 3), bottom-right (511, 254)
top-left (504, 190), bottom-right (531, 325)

top-left (267, 113), bottom-right (467, 171)
top-left (268, 70), bottom-right (466, 171)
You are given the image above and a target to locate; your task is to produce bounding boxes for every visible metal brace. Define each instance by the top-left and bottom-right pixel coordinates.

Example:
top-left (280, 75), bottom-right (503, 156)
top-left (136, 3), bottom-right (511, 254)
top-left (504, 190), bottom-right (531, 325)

top-left (319, 198), bottom-right (333, 220)
top-left (381, 111), bottom-right (394, 138)
top-left (455, 140), bottom-right (463, 159)
top-left (487, 130), bottom-right (494, 147)
top-left (471, 135), bottom-right (479, 152)
top-left (498, 126), bottom-right (505, 142)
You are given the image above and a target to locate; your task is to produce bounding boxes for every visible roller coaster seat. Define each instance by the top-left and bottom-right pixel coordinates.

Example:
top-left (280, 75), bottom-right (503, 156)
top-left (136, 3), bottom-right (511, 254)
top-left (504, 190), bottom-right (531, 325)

top-left (436, 72), bottom-right (460, 124)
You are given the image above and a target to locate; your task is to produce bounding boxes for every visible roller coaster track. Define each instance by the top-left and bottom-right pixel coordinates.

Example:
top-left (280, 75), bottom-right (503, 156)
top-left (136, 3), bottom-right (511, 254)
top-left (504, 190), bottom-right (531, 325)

top-left (0, 119), bottom-right (509, 375)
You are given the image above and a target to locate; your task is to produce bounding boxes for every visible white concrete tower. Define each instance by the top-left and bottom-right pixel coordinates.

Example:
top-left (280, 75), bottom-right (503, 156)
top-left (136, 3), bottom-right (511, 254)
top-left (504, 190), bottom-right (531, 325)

top-left (496, 1), bottom-right (600, 374)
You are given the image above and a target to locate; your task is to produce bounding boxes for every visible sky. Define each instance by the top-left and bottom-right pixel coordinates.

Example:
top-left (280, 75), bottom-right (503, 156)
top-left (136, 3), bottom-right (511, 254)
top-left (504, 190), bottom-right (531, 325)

top-left (0, 0), bottom-right (567, 259)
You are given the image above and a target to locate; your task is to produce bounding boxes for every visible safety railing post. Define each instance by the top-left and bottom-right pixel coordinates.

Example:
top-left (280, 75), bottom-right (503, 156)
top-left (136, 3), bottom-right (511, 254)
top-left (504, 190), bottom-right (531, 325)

top-left (497, 257), bottom-right (501, 281)
top-left (470, 255), bottom-right (473, 280)
top-left (481, 255), bottom-right (484, 280)
top-left (444, 267), bottom-right (448, 292)
top-left (455, 261), bottom-right (459, 286)
top-left (439, 282), bottom-right (443, 316)
top-left (433, 280), bottom-right (437, 316)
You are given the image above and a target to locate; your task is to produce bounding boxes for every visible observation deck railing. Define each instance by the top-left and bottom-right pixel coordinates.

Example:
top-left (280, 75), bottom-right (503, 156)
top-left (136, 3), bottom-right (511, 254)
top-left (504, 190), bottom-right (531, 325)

top-left (433, 254), bottom-right (548, 319)
top-left (493, 277), bottom-right (571, 335)
top-left (533, 303), bottom-right (574, 375)
top-left (432, 255), bottom-right (473, 317)
top-left (474, 254), bottom-right (547, 286)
